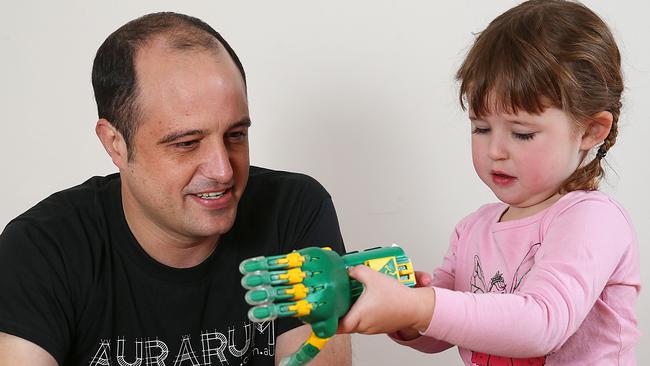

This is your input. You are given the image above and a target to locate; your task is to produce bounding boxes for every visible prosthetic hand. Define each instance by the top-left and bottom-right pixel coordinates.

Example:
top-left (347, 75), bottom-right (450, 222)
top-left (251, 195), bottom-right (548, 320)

top-left (239, 246), bottom-right (416, 366)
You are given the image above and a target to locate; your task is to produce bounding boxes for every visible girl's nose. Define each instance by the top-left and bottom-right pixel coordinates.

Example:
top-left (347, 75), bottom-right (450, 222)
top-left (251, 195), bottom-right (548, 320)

top-left (487, 135), bottom-right (508, 161)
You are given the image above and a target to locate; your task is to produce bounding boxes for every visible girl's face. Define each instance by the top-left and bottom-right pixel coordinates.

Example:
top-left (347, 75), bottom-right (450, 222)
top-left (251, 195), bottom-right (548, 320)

top-left (470, 106), bottom-right (584, 219)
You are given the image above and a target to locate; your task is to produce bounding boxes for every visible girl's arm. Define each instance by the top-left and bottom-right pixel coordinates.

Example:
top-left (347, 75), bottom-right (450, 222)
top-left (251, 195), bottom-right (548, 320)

top-left (340, 225), bottom-right (463, 354)
top-left (339, 197), bottom-right (639, 358)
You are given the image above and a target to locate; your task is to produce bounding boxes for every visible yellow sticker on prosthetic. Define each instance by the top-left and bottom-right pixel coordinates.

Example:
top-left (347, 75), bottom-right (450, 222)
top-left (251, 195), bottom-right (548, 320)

top-left (278, 268), bottom-right (306, 284)
top-left (288, 300), bottom-right (313, 317)
top-left (306, 332), bottom-right (330, 350)
top-left (276, 252), bottom-right (305, 267)
top-left (365, 258), bottom-right (397, 275)
top-left (285, 283), bottom-right (309, 300)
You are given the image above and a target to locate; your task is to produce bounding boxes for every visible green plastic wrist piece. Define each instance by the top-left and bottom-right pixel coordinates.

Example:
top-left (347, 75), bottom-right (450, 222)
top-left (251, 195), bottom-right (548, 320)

top-left (278, 342), bottom-right (320, 366)
top-left (239, 245), bottom-right (416, 366)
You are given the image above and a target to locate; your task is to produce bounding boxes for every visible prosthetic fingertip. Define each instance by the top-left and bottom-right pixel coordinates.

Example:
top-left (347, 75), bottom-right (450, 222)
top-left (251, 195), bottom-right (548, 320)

top-left (241, 271), bottom-right (265, 289)
top-left (239, 256), bottom-right (266, 274)
top-left (248, 305), bottom-right (278, 323)
top-left (245, 286), bottom-right (274, 305)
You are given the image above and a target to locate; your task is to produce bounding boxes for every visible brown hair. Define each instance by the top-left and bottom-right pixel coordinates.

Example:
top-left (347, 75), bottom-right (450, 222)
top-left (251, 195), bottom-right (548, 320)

top-left (456, 0), bottom-right (623, 192)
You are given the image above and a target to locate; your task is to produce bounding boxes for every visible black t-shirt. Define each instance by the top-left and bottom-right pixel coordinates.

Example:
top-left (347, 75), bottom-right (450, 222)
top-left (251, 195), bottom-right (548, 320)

top-left (0, 166), bottom-right (345, 365)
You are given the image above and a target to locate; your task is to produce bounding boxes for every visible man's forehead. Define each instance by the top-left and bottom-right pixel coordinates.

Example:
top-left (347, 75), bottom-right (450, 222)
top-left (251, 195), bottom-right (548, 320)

top-left (134, 38), bottom-right (242, 98)
top-left (133, 45), bottom-right (248, 131)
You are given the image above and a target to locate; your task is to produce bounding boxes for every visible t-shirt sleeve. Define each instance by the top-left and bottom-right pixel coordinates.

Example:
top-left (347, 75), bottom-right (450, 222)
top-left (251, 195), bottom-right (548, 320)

top-left (0, 220), bottom-right (73, 364)
top-left (291, 197), bottom-right (345, 254)
top-left (276, 180), bottom-right (346, 335)
top-left (431, 219), bottom-right (464, 290)
top-left (278, 178), bottom-right (345, 255)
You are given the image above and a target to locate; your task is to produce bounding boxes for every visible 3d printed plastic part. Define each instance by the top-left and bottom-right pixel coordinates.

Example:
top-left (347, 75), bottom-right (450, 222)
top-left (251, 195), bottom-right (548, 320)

top-left (240, 246), bottom-right (416, 366)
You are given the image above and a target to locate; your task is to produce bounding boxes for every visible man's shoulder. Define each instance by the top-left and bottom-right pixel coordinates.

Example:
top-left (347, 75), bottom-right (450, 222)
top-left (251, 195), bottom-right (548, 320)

top-left (5, 174), bottom-right (120, 234)
top-left (0, 174), bottom-right (122, 294)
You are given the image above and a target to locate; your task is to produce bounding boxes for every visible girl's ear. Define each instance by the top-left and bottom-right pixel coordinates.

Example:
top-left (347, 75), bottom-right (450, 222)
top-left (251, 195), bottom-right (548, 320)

top-left (580, 111), bottom-right (613, 151)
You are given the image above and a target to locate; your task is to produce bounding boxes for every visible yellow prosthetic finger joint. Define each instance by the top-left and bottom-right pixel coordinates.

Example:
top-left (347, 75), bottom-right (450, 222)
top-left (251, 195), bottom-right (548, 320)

top-left (278, 268), bottom-right (307, 284)
top-left (278, 252), bottom-right (305, 267)
top-left (288, 300), bottom-right (313, 317)
top-left (275, 252), bottom-right (304, 267)
top-left (284, 283), bottom-right (309, 300)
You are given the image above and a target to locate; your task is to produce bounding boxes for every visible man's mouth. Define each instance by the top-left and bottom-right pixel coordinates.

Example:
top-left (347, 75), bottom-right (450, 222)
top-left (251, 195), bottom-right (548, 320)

top-left (194, 190), bottom-right (227, 200)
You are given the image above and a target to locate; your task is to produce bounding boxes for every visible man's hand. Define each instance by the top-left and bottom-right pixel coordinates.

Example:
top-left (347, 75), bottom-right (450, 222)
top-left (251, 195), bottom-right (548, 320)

top-left (337, 266), bottom-right (436, 335)
top-left (0, 332), bottom-right (58, 366)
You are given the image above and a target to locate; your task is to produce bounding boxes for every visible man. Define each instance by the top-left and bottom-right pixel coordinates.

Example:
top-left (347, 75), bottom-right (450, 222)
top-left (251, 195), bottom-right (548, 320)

top-left (0, 12), bottom-right (351, 365)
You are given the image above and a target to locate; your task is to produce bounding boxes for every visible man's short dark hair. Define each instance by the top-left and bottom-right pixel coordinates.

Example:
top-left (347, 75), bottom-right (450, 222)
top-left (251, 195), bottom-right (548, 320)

top-left (91, 12), bottom-right (246, 160)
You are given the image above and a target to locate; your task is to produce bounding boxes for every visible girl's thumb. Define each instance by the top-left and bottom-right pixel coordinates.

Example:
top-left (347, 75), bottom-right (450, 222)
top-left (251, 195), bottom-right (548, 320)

top-left (347, 265), bottom-right (375, 283)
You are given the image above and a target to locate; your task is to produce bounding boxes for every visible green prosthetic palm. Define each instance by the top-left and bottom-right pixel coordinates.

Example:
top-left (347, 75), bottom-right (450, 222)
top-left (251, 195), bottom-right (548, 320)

top-left (240, 246), bottom-right (416, 366)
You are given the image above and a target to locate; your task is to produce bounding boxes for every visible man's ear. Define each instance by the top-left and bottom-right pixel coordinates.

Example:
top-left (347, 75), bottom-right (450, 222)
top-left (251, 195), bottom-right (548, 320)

top-left (580, 111), bottom-right (613, 151)
top-left (96, 119), bottom-right (129, 169)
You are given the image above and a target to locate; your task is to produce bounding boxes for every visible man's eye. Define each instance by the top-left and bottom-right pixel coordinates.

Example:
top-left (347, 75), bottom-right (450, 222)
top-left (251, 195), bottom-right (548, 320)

top-left (472, 127), bottom-right (490, 134)
top-left (174, 140), bottom-right (198, 148)
top-left (513, 132), bottom-right (536, 141)
top-left (227, 131), bottom-right (247, 141)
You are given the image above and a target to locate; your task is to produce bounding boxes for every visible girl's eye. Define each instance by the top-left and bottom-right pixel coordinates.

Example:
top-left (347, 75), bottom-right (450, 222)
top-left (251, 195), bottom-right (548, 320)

top-left (472, 127), bottom-right (490, 134)
top-left (513, 132), bottom-right (536, 141)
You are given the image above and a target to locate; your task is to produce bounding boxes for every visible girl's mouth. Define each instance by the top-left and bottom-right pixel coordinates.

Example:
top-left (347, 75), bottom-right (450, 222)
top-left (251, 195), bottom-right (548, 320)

top-left (491, 171), bottom-right (516, 186)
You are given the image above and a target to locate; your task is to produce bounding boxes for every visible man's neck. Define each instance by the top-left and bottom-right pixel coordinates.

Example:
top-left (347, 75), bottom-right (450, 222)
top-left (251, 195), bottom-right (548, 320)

top-left (122, 195), bottom-right (218, 269)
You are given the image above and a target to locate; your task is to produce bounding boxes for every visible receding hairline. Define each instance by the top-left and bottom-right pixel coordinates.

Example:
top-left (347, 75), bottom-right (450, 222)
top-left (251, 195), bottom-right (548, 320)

top-left (137, 26), bottom-right (225, 55)
top-left (133, 31), bottom-right (244, 91)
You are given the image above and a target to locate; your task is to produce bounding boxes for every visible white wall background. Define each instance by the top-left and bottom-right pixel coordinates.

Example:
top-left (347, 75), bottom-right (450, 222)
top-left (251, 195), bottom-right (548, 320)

top-left (1, 1), bottom-right (648, 365)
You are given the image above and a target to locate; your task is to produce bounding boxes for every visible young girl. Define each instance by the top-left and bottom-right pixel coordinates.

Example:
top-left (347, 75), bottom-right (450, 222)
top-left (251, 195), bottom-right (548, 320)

top-left (338, 1), bottom-right (640, 364)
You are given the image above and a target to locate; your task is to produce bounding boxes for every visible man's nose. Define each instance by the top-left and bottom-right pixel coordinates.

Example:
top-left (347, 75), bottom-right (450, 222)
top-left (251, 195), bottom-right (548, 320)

top-left (200, 142), bottom-right (233, 183)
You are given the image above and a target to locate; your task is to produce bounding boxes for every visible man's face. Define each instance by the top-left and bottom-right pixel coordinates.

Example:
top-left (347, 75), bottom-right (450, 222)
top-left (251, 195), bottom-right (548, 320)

top-left (120, 39), bottom-right (250, 245)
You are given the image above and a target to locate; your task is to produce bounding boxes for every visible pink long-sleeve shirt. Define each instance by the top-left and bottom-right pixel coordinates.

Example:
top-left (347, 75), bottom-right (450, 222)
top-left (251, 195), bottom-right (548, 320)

top-left (392, 190), bottom-right (640, 365)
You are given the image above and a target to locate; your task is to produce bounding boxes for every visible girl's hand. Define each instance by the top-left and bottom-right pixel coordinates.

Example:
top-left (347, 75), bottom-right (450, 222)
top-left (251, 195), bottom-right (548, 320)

top-left (337, 265), bottom-right (436, 335)
top-left (392, 270), bottom-right (435, 340)
top-left (414, 270), bottom-right (433, 287)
